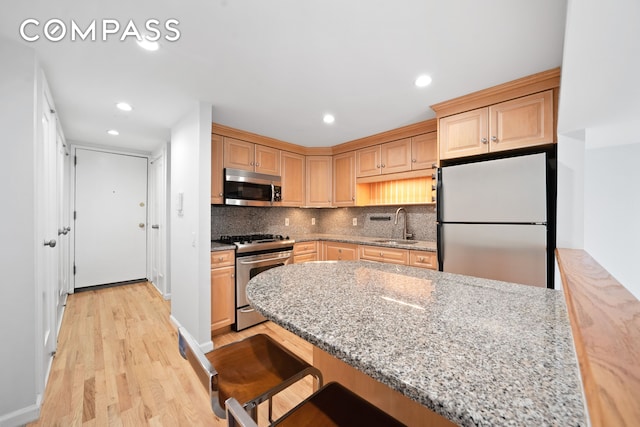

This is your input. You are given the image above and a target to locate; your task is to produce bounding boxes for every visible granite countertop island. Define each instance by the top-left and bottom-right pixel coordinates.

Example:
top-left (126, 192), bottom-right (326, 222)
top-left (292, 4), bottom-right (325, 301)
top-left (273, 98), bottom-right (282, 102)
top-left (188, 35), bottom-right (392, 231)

top-left (246, 261), bottom-right (587, 426)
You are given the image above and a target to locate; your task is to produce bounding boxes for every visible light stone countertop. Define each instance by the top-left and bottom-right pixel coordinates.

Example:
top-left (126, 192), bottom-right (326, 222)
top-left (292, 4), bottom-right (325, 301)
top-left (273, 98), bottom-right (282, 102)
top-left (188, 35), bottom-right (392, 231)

top-left (292, 233), bottom-right (437, 252)
top-left (211, 234), bottom-right (437, 252)
top-left (246, 261), bottom-right (587, 427)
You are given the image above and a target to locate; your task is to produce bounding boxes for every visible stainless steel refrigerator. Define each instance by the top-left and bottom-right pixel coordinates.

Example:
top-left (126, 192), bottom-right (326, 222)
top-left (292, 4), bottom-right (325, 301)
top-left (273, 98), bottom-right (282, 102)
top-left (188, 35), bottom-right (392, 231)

top-left (436, 149), bottom-right (556, 288)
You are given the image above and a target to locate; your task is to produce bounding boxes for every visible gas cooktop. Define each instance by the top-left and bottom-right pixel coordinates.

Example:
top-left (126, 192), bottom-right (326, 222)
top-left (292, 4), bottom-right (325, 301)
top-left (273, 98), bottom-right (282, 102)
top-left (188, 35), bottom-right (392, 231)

top-left (217, 234), bottom-right (294, 254)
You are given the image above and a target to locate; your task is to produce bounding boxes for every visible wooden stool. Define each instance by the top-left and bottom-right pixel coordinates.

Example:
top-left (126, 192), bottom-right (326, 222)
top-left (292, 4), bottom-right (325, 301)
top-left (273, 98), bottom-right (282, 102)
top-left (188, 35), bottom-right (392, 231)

top-left (227, 382), bottom-right (406, 426)
top-left (178, 327), bottom-right (323, 421)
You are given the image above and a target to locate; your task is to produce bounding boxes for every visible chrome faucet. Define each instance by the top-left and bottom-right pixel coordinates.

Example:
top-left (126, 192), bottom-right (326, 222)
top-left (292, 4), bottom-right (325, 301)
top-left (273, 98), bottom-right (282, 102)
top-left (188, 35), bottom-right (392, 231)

top-left (394, 207), bottom-right (413, 240)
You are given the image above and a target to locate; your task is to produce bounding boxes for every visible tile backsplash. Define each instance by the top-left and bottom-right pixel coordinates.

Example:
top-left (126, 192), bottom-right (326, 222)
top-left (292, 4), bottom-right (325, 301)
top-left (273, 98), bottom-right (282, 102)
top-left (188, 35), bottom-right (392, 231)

top-left (211, 205), bottom-right (436, 241)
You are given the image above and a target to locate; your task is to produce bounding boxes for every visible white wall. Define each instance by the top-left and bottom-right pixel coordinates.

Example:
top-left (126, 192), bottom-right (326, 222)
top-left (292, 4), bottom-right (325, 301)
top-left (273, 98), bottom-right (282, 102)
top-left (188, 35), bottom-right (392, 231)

top-left (0, 39), bottom-right (40, 425)
top-left (169, 102), bottom-right (213, 349)
top-left (557, 0), bottom-right (640, 298)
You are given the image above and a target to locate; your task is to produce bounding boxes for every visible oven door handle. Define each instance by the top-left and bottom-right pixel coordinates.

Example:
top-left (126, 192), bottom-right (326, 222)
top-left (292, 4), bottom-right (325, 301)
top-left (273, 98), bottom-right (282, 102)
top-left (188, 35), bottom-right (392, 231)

top-left (239, 307), bottom-right (256, 313)
top-left (238, 256), bottom-right (289, 265)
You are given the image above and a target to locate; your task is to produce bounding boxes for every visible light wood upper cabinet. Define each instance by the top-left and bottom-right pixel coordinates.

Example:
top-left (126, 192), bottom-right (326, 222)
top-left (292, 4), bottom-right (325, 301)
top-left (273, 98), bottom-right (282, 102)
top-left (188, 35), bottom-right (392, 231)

top-left (254, 144), bottom-right (280, 175)
top-left (333, 151), bottom-right (356, 207)
top-left (224, 137), bottom-right (255, 171)
top-left (211, 134), bottom-right (224, 204)
top-left (439, 108), bottom-right (489, 160)
top-left (439, 90), bottom-right (554, 160)
top-left (411, 133), bottom-right (437, 170)
top-left (381, 138), bottom-right (412, 174)
top-left (281, 151), bottom-right (305, 207)
top-left (223, 137), bottom-right (280, 175)
top-left (357, 137), bottom-right (431, 177)
top-left (488, 90), bottom-right (553, 153)
top-left (356, 146), bottom-right (381, 177)
top-left (305, 156), bottom-right (332, 207)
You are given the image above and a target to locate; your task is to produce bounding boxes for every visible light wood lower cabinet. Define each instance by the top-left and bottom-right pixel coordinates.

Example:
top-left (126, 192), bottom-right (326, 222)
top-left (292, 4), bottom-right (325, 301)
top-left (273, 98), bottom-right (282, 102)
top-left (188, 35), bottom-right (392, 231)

top-left (359, 245), bottom-right (409, 265)
top-left (323, 242), bottom-right (358, 261)
top-left (211, 250), bottom-right (235, 331)
top-left (409, 250), bottom-right (438, 270)
top-left (293, 241), bottom-right (318, 263)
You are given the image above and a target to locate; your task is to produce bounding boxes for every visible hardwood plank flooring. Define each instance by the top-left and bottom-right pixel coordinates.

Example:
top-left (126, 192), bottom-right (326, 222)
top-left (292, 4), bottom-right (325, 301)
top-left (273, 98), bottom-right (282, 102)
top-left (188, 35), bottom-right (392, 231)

top-left (28, 282), bottom-right (314, 427)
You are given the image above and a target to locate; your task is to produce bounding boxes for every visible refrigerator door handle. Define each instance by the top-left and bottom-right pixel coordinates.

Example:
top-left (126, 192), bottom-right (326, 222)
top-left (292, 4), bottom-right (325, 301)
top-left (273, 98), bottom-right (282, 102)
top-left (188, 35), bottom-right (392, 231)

top-left (437, 223), bottom-right (444, 271)
top-left (436, 167), bottom-right (443, 223)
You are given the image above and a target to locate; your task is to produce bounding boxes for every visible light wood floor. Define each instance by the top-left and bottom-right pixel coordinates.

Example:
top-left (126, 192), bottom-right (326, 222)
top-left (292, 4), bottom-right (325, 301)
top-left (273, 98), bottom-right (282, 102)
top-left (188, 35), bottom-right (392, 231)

top-left (28, 282), bottom-right (314, 427)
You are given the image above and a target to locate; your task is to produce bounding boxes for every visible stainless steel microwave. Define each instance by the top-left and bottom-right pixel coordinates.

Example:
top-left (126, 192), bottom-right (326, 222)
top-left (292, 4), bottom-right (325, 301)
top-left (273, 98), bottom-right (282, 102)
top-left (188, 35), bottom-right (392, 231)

top-left (224, 168), bottom-right (282, 207)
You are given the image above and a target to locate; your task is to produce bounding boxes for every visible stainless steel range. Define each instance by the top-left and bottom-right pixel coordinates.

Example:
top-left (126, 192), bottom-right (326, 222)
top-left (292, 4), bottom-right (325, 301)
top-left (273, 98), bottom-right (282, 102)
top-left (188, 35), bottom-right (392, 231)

top-left (217, 234), bottom-right (294, 331)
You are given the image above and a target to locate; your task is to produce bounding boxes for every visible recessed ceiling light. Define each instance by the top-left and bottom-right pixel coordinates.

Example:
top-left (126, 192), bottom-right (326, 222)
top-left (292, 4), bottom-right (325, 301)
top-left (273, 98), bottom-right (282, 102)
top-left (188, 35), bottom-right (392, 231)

top-left (107, 129), bottom-right (119, 136)
top-left (323, 114), bottom-right (335, 124)
top-left (116, 102), bottom-right (133, 112)
top-left (137, 38), bottom-right (159, 52)
top-left (415, 74), bottom-right (432, 88)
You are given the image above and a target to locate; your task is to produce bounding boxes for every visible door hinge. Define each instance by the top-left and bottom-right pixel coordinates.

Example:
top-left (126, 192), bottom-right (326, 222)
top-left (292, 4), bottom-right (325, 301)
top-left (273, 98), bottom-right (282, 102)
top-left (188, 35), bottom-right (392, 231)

top-left (74, 155), bottom-right (77, 166)
top-left (73, 264), bottom-right (76, 275)
top-left (73, 211), bottom-right (77, 220)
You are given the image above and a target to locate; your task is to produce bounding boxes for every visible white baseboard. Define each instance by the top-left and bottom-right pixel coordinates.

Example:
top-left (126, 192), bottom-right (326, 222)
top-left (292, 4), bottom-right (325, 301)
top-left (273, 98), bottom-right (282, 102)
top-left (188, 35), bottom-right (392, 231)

top-left (0, 400), bottom-right (40, 427)
top-left (169, 315), bottom-right (213, 353)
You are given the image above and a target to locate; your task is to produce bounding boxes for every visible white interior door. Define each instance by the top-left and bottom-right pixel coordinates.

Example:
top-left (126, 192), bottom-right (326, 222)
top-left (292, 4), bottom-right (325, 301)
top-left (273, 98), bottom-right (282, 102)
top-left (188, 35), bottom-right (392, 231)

top-left (74, 149), bottom-right (148, 288)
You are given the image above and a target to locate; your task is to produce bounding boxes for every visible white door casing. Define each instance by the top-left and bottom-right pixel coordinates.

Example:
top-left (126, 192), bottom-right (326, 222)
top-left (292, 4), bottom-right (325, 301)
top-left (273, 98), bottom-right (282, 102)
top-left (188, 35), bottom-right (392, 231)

top-left (36, 86), bottom-right (59, 392)
top-left (74, 149), bottom-right (148, 288)
top-left (149, 150), bottom-right (168, 297)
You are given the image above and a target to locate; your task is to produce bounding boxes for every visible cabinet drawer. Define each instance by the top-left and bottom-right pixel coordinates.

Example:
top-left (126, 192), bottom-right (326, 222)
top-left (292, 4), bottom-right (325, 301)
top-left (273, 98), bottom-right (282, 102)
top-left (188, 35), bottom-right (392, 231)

top-left (294, 253), bottom-right (318, 264)
top-left (359, 245), bottom-right (408, 265)
top-left (293, 241), bottom-right (317, 256)
top-left (211, 250), bottom-right (235, 268)
top-left (409, 250), bottom-right (437, 270)
top-left (324, 242), bottom-right (358, 261)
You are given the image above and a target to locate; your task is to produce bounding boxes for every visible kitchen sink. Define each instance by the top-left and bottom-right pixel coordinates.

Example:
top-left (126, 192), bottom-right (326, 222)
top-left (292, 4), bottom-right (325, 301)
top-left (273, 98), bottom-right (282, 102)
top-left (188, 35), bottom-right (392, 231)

top-left (373, 239), bottom-right (419, 245)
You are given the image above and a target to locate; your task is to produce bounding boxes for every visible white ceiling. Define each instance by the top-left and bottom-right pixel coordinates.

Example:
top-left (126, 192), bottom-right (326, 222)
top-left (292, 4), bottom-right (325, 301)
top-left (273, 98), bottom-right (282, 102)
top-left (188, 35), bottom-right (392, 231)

top-left (1, 0), bottom-right (567, 152)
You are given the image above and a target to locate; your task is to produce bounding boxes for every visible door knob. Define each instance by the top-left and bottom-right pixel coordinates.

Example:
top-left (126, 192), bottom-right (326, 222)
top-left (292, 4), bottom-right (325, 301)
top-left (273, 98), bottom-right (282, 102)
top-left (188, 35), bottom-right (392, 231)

top-left (139, 223), bottom-right (145, 228)
top-left (44, 239), bottom-right (57, 248)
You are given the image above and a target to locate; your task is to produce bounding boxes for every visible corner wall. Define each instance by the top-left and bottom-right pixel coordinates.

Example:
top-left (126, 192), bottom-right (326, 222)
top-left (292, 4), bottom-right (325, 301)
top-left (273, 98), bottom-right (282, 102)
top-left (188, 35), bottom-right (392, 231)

top-left (0, 39), bottom-right (40, 425)
top-left (169, 102), bottom-right (212, 349)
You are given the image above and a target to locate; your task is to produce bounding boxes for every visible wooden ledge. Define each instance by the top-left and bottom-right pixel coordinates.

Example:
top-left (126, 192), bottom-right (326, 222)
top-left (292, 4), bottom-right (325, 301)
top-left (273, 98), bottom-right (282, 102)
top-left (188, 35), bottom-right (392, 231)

top-left (556, 249), bottom-right (640, 427)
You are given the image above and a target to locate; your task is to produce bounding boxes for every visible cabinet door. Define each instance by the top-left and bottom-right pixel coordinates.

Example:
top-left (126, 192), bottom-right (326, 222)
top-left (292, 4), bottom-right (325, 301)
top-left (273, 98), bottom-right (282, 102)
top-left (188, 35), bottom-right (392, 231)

top-left (409, 250), bottom-right (437, 270)
top-left (211, 134), bottom-right (224, 204)
top-left (439, 108), bottom-right (489, 160)
top-left (333, 152), bottom-right (356, 207)
top-left (489, 90), bottom-right (553, 153)
top-left (255, 144), bottom-right (280, 175)
top-left (281, 151), bottom-right (305, 207)
top-left (323, 242), bottom-right (358, 261)
top-left (305, 156), bottom-right (333, 207)
top-left (381, 138), bottom-right (412, 174)
top-left (411, 133), bottom-right (437, 170)
top-left (359, 245), bottom-right (408, 265)
top-left (356, 146), bottom-right (381, 177)
top-left (224, 137), bottom-right (255, 171)
top-left (211, 265), bottom-right (235, 331)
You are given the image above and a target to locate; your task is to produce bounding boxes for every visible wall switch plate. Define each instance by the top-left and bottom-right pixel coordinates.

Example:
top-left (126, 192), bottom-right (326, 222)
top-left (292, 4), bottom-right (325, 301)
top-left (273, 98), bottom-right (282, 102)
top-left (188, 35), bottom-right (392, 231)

top-left (311, 218), bottom-right (316, 225)
top-left (352, 217), bottom-right (357, 226)
top-left (285, 218), bottom-right (290, 226)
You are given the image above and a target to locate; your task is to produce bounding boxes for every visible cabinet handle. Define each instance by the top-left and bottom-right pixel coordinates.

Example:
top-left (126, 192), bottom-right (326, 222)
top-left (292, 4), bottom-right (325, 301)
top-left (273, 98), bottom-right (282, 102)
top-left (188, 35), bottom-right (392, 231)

top-left (219, 192), bottom-right (223, 197)
top-left (231, 274), bottom-right (234, 278)
top-left (256, 162), bottom-right (260, 166)
top-left (250, 161), bottom-right (255, 166)
top-left (491, 136), bottom-right (498, 142)
top-left (381, 164), bottom-right (385, 168)
top-left (412, 158), bottom-right (416, 163)
top-left (218, 256), bottom-right (224, 261)
top-left (352, 196), bottom-right (355, 201)
top-left (379, 252), bottom-right (384, 257)
top-left (481, 138), bottom-right (488, 144)
top-left (338, 249), bottom-right (342, 253)
top-left (418, 256), bottom-right (425, 262)
top-left (376, 164), bottom-right (380, 168)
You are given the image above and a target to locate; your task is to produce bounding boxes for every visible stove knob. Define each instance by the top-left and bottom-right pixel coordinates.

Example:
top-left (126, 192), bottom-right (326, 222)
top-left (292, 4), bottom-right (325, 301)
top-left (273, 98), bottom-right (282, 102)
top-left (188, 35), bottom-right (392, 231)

top-left (285, 236), bottom-right (290, 240)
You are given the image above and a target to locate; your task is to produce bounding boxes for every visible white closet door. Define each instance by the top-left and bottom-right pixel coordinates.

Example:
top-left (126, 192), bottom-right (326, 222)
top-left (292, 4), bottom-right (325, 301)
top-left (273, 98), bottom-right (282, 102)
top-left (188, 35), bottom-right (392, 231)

top-left (74, 149), bottom-right (147, 288)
